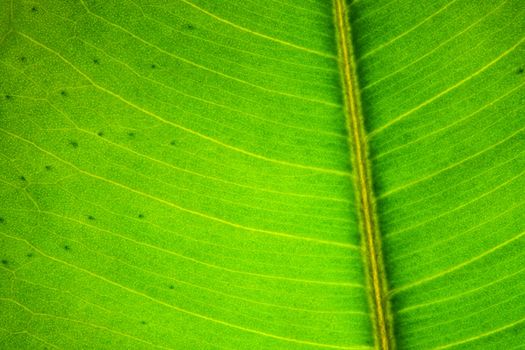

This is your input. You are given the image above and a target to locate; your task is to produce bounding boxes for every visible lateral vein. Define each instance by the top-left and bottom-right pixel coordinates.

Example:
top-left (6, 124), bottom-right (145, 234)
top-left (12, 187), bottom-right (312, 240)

top-left (333, 1), bottom-right (394, 349)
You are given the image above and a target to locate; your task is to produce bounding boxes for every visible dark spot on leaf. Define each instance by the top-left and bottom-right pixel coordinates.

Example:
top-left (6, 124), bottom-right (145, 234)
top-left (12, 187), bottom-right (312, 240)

top-left (31, 7), bottom-right (38, 12)
top-left (88, 215), bottom-right (95, 220)
top-left (60, 90), bottom-right (68, 97)
top-left (1, 260), bottom-right (8, 265)
top-left (518, 67), bottom-right (524, 74)
top-left (141, 321), bottom-right (147, 325)
top-left (169, 140), bottom-right (176, 146)
top-left (69, 140), bottom-right (78, 148)
top-left (20, 176), bottom-right (26, 181)
top-left (128, 132), bottom-right (135, 137)
top-left (186, 24), bottom-right (194, 30)
top-left (5, 95), bottom-right (11, 100)
top-left (169, 285), bottom-right (174, 289)
top-left (20, 56), bottom-right (26, 63)
top-left (97, 131), bottom-right (104, 136)
top-left (93, 58), bottom-right (100, 64)
top-left (64, 245), bottom-right (70, 251)
top-left (0, 217), bottom-right (4, 224)
top-left (45, 165), bottom-right (52, 171)
top-left (138, 214), bottom-right (144, 219)
top-left (27, 253), bottom-right (33, 258)
top-left (151, 64), bottom-right (156, 69)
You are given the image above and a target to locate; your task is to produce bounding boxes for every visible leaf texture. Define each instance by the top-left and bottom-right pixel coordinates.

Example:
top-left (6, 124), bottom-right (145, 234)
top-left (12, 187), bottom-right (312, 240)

top-left (0, 0), bottom-right (523, 349)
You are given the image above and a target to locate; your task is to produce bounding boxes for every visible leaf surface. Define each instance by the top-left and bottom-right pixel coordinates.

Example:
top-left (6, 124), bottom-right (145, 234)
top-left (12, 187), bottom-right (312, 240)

top-left (0, 0), bottom-right (523, 349)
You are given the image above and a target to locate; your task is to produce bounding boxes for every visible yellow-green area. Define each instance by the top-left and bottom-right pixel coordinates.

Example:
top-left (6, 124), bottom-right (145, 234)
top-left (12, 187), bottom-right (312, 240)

top-left (0, 0), bottom-right (523, 349)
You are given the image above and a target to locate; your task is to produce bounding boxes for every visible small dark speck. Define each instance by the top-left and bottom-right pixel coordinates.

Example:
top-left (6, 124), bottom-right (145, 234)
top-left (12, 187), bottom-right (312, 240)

top-left (93, 58), bottom-right (100, 64)
top-left (128, 132), bottom-right (135, 137)
top-left (60, 90), bottom-right (68, 97)
top-left (20, 56), bottom-right (26, 62)
top-left (138, 214), bottom-right (144, 219)
top-left (151, 64), bottom-right (156, 69)
top-left (5, 95), bottom-right (11, 100)
top-left (518, 67), bottom-right (524, 74)
top-left (186, 24), bottom-right (194, 30)
top-left (169, 140), bottom-right (176, 146)
top-left (27, 253), bottom-right (34, 258)
top-left (45, 165), bottom-right (52, 171)
top-left (64, 245), bottom-right (71, 251)
top-left (20, 176), bottom-right (26, 181)
top-left (88, 215), bottom-right (95, 221)
top-left (97, 131), bottom-right (104, 137)
top-left (1, 260), bottom-right (8, 265)
top-left (0, 217), bottom-right (4, 224)
top-left (69, 140), bottom-right (79, 148)
top-left (169, 285), bottom-right (174, 290)
top-left (141, 321), bottom-right (147, 325)
top-left (31, 7), bottom-right (38, 12)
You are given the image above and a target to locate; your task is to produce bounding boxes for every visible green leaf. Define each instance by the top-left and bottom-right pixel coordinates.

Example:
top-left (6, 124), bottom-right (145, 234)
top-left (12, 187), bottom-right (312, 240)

top-left (0, 0), bottom-right (523, 349)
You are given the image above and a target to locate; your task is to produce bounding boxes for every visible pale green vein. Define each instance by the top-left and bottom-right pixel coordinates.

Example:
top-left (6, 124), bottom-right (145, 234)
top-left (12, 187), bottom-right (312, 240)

top-left (0, 128), bottom-right (358, 249)
top-left (391, 230), bottom-right (525, 294)
top-left (0, 233), bottom-right (372, 350)
top-left (178, 0), bottom-right (335, 58)
top-left (17, 31), bottom-right (350, 176)
top-left (369, 37), bottom-right (524, 136)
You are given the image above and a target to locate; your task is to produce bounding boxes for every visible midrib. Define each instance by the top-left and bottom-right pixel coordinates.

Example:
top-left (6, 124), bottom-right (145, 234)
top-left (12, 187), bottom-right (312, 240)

top-left (332, 1), bottom-right (395, 349)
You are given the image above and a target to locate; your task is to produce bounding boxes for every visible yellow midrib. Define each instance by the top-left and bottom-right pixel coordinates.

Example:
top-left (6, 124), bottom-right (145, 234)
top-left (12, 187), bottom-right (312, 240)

top-left (333, 1), bottom-right (394, 349)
